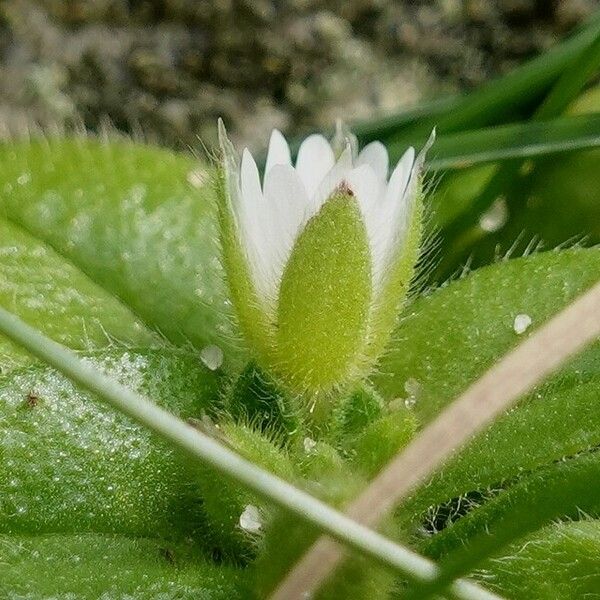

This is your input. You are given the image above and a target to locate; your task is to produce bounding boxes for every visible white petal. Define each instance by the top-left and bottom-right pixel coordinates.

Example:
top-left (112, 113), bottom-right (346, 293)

top-left (238, 148), bottom-right (271, 300)
top-left (295, 134), bottom-right (335, 201)
top-left (310, 145), bottom-right (353, 214)
top-left (357, 141), bottom-right (389, 182)
top-left (403, 129), bottom-right (436, 203)
top-left (385, 147), bottom-right (415, 209)
top-left (345, 164), bottom-right (387, 283)
top-left (359, 147), bottom-right (416, 291)
top-left (264, 129), bottom-right (292, 179)
top-left (262, 164), bottom-right (311, 300)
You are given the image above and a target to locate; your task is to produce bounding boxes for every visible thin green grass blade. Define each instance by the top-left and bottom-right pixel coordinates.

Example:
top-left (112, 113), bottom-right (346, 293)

top-left (433, 28), bottom-right (600, 277)
top-left (411, 114), bottom-right (600, 171)
top-left (536, 29), bottom-right (600, 119)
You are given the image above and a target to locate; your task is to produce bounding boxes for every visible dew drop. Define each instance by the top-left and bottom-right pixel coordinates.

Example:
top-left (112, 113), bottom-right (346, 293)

top-left (479, 197), bottom-right (508, 233)
top-left (513, 313), bottom-right (532, 335)
top-left (303, 437), bottom-right (317, 454)
top-left (404, 397), bottom-right (417, 409)
top-left (199, 345), bottom-right (224, 371)
top-left (239, 504), bottom-right (262, 533)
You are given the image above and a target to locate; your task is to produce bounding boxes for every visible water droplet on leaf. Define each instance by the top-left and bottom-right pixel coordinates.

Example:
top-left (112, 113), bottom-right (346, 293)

top-left (199, 345), bottom-right (224, 370)
top-left (239, 504), bottom-right (262, 533)
top-left (513, 313), bottom-right (532, 335)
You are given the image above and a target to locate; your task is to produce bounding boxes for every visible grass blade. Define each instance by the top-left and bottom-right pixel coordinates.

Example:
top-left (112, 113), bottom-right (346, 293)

top-left (362, 10), bottom-right (600, 144)
top-left (432, 28), bottom-right (600, 278)
top-left (413, 114), bottom-right (600, 171)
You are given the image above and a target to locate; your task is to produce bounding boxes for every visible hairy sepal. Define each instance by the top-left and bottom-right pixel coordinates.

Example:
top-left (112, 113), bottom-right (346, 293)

top-left (364, 189), bottom-right (424, 365)
top-left (275, 191), bottom-right (372, 393)
top-left (216, 126), bottom-right (274, 363)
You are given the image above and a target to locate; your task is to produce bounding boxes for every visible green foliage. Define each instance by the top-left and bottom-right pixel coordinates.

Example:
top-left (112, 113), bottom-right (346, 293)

top-left (474, 520), bottom-right (600, 599)
top-left (0, 138), bottom-right (235, 359)
top-left (375, 249), bottom-right (600, 528)
top-left (1, 16), bottom-right (600, 593)
top-left (403, 452), bottom-right (600, 599)
top-left (0, 533), bottom-right (248, 599)
top-left (376, 249), bottom-right (600, 420)
top-left (421, 113), bottom-right (600, 171)
top-left (0, 348), bottom-right (218, 539)
top-left (0, 217), bottom-right (156, 372)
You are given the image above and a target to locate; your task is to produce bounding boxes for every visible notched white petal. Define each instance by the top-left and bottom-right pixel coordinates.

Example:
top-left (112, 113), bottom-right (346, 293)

top-left (386, 147), bottom-right (415, 208)
top-left (241, 148), bottom-right (263, 206)
top-left (265, 129), bottom-right (292, 179)
top-left (357, 141), bottom-right (389, 182)
top-left (295, 134), bottom-right (335, 201)
top-left (239, 148), bottom-right (274, 301)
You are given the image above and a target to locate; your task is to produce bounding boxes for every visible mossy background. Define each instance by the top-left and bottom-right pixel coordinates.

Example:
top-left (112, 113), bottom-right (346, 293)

top-left (0, 0), bottom-right (597, 147)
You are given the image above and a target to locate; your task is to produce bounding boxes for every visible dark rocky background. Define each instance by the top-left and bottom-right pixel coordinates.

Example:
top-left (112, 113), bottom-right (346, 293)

top-left (0, 0), bottom-right (598, 149)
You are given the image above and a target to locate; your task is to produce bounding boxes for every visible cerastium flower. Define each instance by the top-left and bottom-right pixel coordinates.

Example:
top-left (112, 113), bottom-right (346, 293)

top-left (217, 120), bottom-right (433, 395)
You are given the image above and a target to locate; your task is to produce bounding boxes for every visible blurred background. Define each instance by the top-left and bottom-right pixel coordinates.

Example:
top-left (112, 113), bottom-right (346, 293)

top-left (0, 0), bottom-right (598, 283)
top-left (0, 0), bottom-right (597, 148)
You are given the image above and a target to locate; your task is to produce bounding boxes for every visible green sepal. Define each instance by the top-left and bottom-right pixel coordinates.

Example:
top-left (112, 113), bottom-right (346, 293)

top-left (363, 190), bottom-right (424, 365)
top-left (253, 461), bottom-right (396, 600)
top-left (196, 419), bottom-right (296, 562)
top-left (346, 408), bottom-right (418, 478)
top-left (216, 121), bottom-right (274, 363)
top-left (328, 383), bottom-right (385, 439)
top-left (276, 190), bottom-right (372, 392)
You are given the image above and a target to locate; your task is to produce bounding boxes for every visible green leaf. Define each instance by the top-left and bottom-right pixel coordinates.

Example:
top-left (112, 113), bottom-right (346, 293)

top-left (0, 533), bottom-right (247, 599)
top-left (0, 348), bottom-right (219, 539)
top-left (377, 248), bottom-right (600, 418)
top-left (399, 378), bottom-right (600, 524)
top-left (408, 114), bottom-right (600, 171)
top-left (404, 451), bottom-right (600, 599)
top-left (0, 138), bottom-right (235, 360)
top-left (0, 217), bottom-right (156, 372)
top-left (375, 249), bottom-right (600, 520)
top-left (475, 520), bottom-right (600, 599)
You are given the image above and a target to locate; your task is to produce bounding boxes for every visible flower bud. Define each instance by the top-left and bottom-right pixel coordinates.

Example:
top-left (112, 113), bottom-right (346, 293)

top-left (216, 120), bottom-right (432, 394)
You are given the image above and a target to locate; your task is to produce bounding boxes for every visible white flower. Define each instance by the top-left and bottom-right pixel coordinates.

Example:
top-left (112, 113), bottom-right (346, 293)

top-left (220, 122), bottom-right (432, 314)
top-left (217, 120), bottom-right (432, 392)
